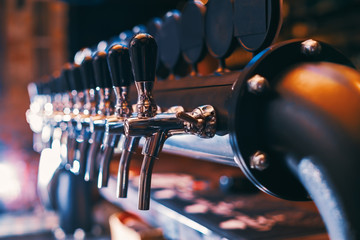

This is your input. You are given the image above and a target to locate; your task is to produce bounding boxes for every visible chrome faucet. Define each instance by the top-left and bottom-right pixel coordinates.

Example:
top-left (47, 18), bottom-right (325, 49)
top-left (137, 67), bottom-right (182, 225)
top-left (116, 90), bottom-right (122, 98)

top-left (83, 51), bottom-right (111, 182)
top-left (75, 49), bottom-right (97, 177)
top-left (85, 50), bottom-right (116, 183)
top-left (103, 44), bottom-right (141, 197)
top-left (97, 44), bottom-right (135, 190)
top-left (124, 33), bottom-right (217, 210)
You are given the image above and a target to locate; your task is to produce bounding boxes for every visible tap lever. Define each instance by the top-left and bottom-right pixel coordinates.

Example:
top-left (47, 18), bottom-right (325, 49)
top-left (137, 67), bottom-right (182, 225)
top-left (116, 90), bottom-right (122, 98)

top-left (130, 33), bottom-right (157, 83)
top-left (108, 44), bottom-right (133, 88)
top-left (79, 50), bottom-right (96, 90)
top-left (69, 64), bottom-right (84, 93)
top-left (129, 34), bottom-right (158, 118)
top-left (176, 105), bottom-right (216, 138)
top-left (107, 44), bottom-right (134, 117)
top-left (80, 54), bottom-right (97, 115)
top-left (93, 51), bottom-right (112, 89)
top-left (93, 51), bottom-right (113, 116)
top-left (60, 63), bottom-right (74, 93)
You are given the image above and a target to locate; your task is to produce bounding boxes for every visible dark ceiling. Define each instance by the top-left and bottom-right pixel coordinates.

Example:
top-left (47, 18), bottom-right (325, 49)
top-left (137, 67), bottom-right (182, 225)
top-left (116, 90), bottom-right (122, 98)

top-left (67, 0), bottom-right (187, 59)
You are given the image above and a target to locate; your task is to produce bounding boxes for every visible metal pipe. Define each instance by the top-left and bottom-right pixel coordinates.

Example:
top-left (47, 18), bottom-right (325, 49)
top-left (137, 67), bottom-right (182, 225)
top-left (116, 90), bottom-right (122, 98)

top-left (97, 133), bottom-right (120, 188)
top-left (138, 132), bottom-right (167, 210)
top-left (116, 136), bottom-right (140, 198)
top-left (264, 62), bottom-right (360, 239)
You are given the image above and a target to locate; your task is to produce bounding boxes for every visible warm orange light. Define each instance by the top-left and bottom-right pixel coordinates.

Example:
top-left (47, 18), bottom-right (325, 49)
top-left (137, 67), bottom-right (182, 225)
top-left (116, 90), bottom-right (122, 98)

top-left (199, 0), bottom-right (208, 5)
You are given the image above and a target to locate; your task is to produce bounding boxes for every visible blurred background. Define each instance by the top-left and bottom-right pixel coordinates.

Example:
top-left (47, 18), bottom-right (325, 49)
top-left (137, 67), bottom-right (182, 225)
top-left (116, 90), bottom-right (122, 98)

top-left (0, 0), bottom-right (359, 238)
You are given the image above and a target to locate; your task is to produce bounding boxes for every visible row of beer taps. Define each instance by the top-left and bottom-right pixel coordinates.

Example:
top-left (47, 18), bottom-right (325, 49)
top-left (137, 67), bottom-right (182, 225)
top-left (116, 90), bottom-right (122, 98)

top-left (27, 33), bottom-right (217, 210)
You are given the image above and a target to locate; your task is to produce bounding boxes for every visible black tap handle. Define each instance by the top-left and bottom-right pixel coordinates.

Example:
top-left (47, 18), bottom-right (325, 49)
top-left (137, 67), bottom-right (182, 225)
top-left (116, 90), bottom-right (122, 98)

top-left (107, 44), bottom-right (133, 88)
top-left (70, 64), bottom-right (84, 92)
top-left (42, 81), bottom-right (51, 95)
top-left (93, 51), bottom-right (112, 89)
top-left (49, 76), bottom-right (59, 95)
top-left (53, 76), bottom-right (62, 94)
top-left (80, 55), bottom-right (96, 90)
top-left (129, 33), bottom-right (157, 82)
top-left (50, 75), bottom-right (61, 94)
top-left (60, 63), bottom-right (73, 92)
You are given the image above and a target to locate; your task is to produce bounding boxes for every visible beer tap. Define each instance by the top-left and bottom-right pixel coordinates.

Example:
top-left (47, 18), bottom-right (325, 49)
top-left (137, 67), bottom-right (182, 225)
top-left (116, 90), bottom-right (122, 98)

top-left (61, 62), bottom-right (86, 168)
top-left (27, 78), bottom-right (53, 152)
top-left (94, 50), bottom-right (122, 188)
top-left (60, 63), bottom-right (79, 165)
top-left (125, 33), bottom-right (217, 210)
top-left (69, 63), bottom-right (88, 174)
top-left (77, 50), bottom-right (98, 177)
top-left (38, 79), bottom-right (55, 150)
top-left (84, 50), bottom-right (113, 182)
top-left (104, 44), bottom-right (141, 197)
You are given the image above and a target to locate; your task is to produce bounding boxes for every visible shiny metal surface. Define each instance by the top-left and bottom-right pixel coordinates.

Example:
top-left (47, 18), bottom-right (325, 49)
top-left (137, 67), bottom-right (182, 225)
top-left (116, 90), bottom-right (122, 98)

top-left (249, 151), bottom-right (268, 171)
top-left (178, 105), bottom-right (217, 138)
top-left (134, 81), bottom-right (157, 118)
top-left (116, 136), bottom-right (140, 198)
top-left (300, 39), bottom-right (321, 56)
top-left (138, 132), bottom-right (167, 210)
top-left (160, 134), bottom-right (235, 165)
top-left (125, 105), bottom-right (218, 210)
top-left (97, 133), bottom-right (120, 188)
top-left (113, 86), bottom-right (131, 117)
top-left (84, 130), bottom-right (104, 182)
top-left (125, 113), bottom-right (184, 137)
top-left (246, 74), bottom-right (269, 95)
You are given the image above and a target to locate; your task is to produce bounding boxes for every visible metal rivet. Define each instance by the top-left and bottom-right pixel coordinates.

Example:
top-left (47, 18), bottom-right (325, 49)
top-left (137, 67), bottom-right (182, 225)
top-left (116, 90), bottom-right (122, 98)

top-left (247, 74), bottom-right (269, 94)
top-left (250, 151), bottom-right (269, 171)
top-left (301, 39), bottom-right (321, 56)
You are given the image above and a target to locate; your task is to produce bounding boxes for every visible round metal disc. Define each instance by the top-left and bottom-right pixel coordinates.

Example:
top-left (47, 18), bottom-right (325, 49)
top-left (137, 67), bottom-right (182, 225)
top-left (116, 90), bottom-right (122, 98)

top-left (180, 1), bottom-right (206, 64)
top-left (205, 0), bottom-right (235, 59)
top-left (158, 10), bottom-right (182, 69)
top-left (229, 39), bottom-right (355, 200)
top-left (234, 0), bottom-right (282, 52)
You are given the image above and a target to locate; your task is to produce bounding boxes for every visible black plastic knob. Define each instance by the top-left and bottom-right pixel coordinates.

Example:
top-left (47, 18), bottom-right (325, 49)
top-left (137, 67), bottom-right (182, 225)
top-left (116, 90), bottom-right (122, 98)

top-left (70, 64), bottom-right (84, 92)
top-left (39, 76), bottom-right (51, 95)
top-left (50, 78), bottom-right (59, 95)
top-left (205, 0), bottom-right (235, 59)
top-left (61, 63), bottom-right (74, 91)
top-left (129, 33), bottom-right (157, 82)
top-left (49, 72), bottom-right (62, 94)
top-left (52, 77), bottom-right (61, 94)
top-left (158, 10), bottom-right (181, 69)
top-left (80, 56), bottom-right (96, 90)
top-left (107, 44), bottom-right (133, 87)
top-left (180, 1), bottom-right (207, 64)
top-left (234, 0), bottom-right (282, 53)
top-left (92, 51), bottom-right (112, 89)
top-left (42, 81), bottom-right (51, 95)
top-left (146, 18), bottom-right (170, 79)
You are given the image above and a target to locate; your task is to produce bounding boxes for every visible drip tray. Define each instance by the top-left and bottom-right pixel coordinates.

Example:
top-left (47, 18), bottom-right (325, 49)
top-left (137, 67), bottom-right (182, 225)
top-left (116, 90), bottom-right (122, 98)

top-left (101, 173), bottom-right (328, 240)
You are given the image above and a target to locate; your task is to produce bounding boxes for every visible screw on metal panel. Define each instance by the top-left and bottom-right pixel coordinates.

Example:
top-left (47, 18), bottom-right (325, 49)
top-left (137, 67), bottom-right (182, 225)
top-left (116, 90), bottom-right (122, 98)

top-left (301, 39), bottom-right (321, 56)
top-left (247, 74), bottom-right (269, 94)
top-left (250, 151), bottom-right (269, 171)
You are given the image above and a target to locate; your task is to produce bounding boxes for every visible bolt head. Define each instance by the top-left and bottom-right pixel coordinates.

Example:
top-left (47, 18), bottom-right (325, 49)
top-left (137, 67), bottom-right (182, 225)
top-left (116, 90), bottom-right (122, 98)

top-left (250, 151), bottom-right (269, 171)
top-left (247, 74), bottom-right (269, 94)
top-left (301, 39), bottom-right (321, 56)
